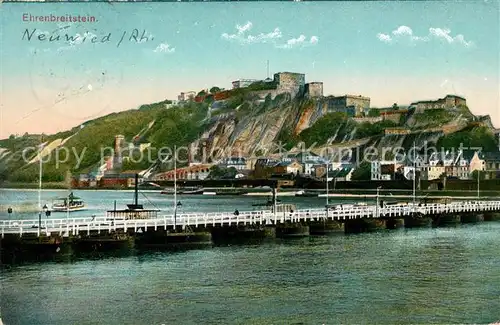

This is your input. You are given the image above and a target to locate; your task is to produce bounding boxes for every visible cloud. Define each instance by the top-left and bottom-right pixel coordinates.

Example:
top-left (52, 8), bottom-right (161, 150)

top-left (222, 21), bottom-right (318, 49)
top-left (392, 25), bottom-right (413, 36)
top-left (391, 25), bottom-right (429, 42)
top-left (222, 21), bottom-right (282, 44)
top-left (154, 43), bottom-right (175, 53)
top-left (276, 35), bottom-right (319, 49)
top-left (376, 25), bottom-right (473, 47)
top-left (236, 21), bottom-right (253, 34)
top-left (377, 33), bottom-right (392, 43)
top-left (429, 28), bottom-right (473, 47)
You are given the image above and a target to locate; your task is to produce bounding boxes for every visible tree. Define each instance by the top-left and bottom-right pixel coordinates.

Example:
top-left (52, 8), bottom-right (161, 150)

top-left (208, 165), bottom-right (224, 179)
top-left (392, 103), bottom-right (399, 110)
top-left (368, 109), bottom-right (381, 117)
top-left (205, 97), bottom-right (214, 105)
top-left (209, 86), bottom-right (221, 94)
top-left (437, 126), bottom-right (497, 152)
top-left (471, 170), bottom-right (486, 180)
top-left (225, 167), bottom-right (238, 179)
top-left (383, 151), bottom-right (395, 160)
top-left (197, 90), bottom-right (207, 97)
top-left (298, 112), bottom-right (350, 146)
top-left (351, 161), bottom-right (371, 181)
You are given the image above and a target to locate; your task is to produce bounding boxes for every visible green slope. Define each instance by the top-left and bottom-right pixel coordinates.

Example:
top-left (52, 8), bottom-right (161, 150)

top-left (1, 100), bottom-right (209, 182)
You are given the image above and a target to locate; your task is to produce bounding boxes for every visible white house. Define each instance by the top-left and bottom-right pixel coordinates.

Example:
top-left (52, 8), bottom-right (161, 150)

top-left (218, 157), bottom-right (247, 170)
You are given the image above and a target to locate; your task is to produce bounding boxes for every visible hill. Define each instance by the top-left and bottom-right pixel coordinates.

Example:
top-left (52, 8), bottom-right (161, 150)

top-left (0, 89), bottom-right (498, 183)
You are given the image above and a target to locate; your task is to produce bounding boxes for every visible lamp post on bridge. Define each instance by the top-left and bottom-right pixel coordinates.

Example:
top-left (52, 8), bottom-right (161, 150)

top-left (38, 204), bottom-right (48, 238)
top-left (38, 210), bottom-right (42, 237)
top-left (325, 161), bottom-right (331, 220)
top-left (173, 145), bottom-right (177, 230)
top-left (412, 141), bottom-right (417, 210)
top-left (43, 204), bottom-right (49, 231)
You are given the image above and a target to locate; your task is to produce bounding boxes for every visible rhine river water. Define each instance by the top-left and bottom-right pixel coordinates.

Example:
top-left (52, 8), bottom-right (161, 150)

top-left (1, 189), bottom-right (500, 324)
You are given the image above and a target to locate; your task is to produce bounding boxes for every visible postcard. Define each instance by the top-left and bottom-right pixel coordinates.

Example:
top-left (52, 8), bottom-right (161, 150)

top-left (1, 1), bottom-right (500, 324)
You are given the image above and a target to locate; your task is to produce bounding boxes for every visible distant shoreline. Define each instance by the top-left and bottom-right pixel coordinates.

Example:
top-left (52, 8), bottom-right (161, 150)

top-left (0, 183), bottom-right (135, 191)
top-left (1, 182), bottom-right (499, 198)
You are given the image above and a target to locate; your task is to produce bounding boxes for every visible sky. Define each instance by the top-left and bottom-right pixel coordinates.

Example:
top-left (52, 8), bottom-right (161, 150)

top-left (1, 1), bottom-right (499, 139)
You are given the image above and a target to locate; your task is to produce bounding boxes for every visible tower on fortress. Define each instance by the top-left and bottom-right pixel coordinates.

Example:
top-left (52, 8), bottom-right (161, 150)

top-left (273, 72), bottom-right (306, 98)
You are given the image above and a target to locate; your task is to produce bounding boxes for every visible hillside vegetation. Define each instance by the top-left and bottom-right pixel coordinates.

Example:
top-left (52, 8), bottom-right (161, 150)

top-left (1, 92), bottom-right (498, 183)
top-left (1, 101), bottom-right (209, 182)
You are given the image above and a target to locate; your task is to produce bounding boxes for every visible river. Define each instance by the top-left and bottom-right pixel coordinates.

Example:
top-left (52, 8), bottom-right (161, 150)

top-left (0, 189), bottom-right (367, 220)
top-left (1, 189), bottom-right (500, 324)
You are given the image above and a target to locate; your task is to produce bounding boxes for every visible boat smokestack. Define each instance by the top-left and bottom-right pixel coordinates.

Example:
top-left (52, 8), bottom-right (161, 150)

top-left (134, 173), bottom-right (139, 206)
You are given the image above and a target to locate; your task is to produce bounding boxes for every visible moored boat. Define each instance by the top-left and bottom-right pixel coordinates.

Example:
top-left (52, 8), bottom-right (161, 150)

top-left (51, 193), bottom-right (87, 212)
top-left (161, 186), bottom-right (204, 195)
top-left (107, 174), bottom-right (160, 220)
top-left (295, 190), bottom-right (318, 197)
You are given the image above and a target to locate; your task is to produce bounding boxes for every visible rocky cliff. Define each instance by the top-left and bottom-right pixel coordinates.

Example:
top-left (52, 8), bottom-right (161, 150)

top-left (189, 94), bottom-right (494, 163)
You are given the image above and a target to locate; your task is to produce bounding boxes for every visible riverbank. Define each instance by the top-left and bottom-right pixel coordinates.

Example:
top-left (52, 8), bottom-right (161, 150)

top-left (2, 182), bottom-right (499, 198)
top-left (0, 182), bottom-right (70, 189)
top-left (0, 182), bottom-right (150, 190)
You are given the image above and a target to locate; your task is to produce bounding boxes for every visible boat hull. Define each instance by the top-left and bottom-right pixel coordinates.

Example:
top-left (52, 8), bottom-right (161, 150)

top-left (161, 189), bottom-right (204, 195)
top-left (51, 206), bottom-right (87, 212)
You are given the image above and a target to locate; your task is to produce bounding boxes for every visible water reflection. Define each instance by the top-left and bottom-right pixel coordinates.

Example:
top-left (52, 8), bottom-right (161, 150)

top-left (1, 223), bottom-right (500, 324)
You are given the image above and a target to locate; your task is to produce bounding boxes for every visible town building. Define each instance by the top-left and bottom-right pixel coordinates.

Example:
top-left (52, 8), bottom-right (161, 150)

top-left (420, 163), bottom-right (446, 181)
top-left (274, 160), bottom-right (303, 175)
top-left (415, 149), bottom-right (480, 180)
top-left (403, 166), bottom-right (416, 181)
top-left (165, 100), bottom-right (179, 109)
top-left (217, 157), bottom-right (247, 170)
top-left (426, 150), bottom-right (458, 167)
top-left (445, 164), bottom-right (470, 180)
top-left (253, 158), bottom-right (280, 178)
top-left (380, 109), bottom-right (409, 123)
top-left (153, 164), bottom-right (212, 181)
top-left (466, 151), bottom-right (486, 173)
top-left (213, 90), bottom-right (231, 101)
top-left (371, 160), bottom-right (400, 180)
top-left (99, 170), bottom-right (144, 188)
top-left (384, 127), bottom-right (411, 136)
top-left (284, 151), bottom-right (326, 176)
top-left (483, 152), bottom-right (500, 179)
top-left (316, 165), bottom-right (354, 182)
top-left (332, 167), bottom-right (354, 181)
top-left (409, 95), bottom-right (466, 113)
top-left (72, 173), bottom-right (98, 188)
top-left (325, 95), bottom-right (370, 117)
top-left (178, 91), bottom-right (196, 102)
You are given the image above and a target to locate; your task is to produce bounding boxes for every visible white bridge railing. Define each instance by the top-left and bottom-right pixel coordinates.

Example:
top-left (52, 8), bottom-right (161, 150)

top-left (1, 200), bottom-right (500, 238)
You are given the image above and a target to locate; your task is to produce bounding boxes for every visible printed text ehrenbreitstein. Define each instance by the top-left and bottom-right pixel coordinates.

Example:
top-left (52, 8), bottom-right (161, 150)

top-left (22, 13), bottom-right (97, 23)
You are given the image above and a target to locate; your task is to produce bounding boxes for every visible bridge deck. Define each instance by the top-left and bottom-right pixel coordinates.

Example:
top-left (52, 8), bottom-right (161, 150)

top-left (2, 201), bottom-right (500, 237)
